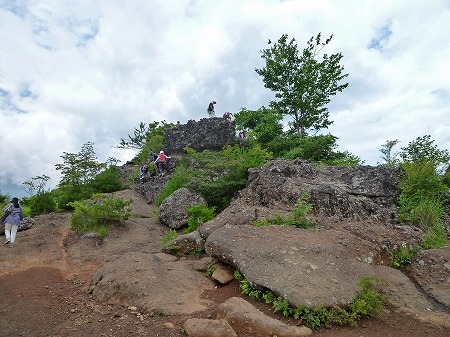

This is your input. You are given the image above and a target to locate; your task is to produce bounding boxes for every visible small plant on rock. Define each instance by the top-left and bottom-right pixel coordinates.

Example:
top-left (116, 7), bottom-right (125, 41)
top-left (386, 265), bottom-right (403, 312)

top-left (391, 243), bottom-right (420, 269)
top-left (183, 204), bottom-right (216, 234)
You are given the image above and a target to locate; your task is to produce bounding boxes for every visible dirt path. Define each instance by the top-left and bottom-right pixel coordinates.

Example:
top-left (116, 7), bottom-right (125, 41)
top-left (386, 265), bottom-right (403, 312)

top-left (1, 189), bottom-right (449, 337)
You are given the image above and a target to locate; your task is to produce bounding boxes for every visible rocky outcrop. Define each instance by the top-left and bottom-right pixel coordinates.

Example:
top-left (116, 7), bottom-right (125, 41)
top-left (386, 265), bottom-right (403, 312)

top-left (200, 159), bottom-right (401, 238)
top-left (159, 188), bottom-right (207, 229)
top-left (164, 118), bottom-right (236, 155)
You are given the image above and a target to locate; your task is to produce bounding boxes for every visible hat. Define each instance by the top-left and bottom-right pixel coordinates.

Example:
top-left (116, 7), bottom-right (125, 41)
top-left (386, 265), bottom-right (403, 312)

top-left (159, 150), bottom-right (164, 154)
top-left (212, 101), bottom-right (216, 104)
top-left (10, 197), bottom-right (19, 203)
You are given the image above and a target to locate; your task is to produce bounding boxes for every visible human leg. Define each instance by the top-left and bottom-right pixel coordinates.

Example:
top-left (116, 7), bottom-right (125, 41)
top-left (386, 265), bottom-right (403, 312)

top-left (10, 224), bottom-right (18, 245)
top-left (4, 222), bottom-right (11, 243)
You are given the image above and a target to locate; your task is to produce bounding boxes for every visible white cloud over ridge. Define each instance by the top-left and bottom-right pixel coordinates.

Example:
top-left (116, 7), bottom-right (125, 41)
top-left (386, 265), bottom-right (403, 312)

top-left (1, 0), bottom-right (449, 196)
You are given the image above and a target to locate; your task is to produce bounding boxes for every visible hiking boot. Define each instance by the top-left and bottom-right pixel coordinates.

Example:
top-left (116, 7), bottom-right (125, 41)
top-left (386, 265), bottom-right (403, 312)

top-left (9, 243), bottom-right (14, 248)
top-left (4, 240), bottom-right (9, 245)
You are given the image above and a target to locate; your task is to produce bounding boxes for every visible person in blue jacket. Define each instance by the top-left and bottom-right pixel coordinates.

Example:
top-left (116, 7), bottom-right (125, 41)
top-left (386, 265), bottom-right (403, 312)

top-left (2, 197), bottom-right (23, 248)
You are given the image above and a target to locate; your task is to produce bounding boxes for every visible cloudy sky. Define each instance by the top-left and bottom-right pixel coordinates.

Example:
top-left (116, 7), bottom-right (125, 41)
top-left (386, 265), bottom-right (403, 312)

top-left (1, 0), bottom-right (449, 197)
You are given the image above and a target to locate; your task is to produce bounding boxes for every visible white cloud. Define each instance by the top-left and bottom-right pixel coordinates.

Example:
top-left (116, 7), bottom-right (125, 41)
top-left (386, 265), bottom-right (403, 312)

top-left (1, 0), bottom-right (449, 195)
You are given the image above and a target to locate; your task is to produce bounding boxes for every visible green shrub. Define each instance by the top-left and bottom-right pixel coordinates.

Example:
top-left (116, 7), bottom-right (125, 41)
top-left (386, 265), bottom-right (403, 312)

top-left (183, 204), bottom-right (216, 234)
top-left (90, 166), bottom-right (124, 193)
top-left (28, 192), bottom-right (57, 216)
top-left (422, 223), bottom-right (448, 249)
top-left (391, 243), bottom-right (419, 269)
top-left (69, 195), bottom-right (132, 238)
top-left (253, 193), bottom-right (316, 229)
top-left (160, 229), bottom-right (178, 245)
top-left (157, 145), bottom-right (271, 210)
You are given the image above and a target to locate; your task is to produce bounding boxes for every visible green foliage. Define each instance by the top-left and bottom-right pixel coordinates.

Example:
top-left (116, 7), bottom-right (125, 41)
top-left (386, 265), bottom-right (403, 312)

top-left (55, 142), bottom-right (122, 209)
top-left (256, 33), bottom-right (348, 137)
top-left (422, 223), bottom-right (448, 249)
top-left (69, 195), bottom-right (132, 238)
top-left (253, 193), bottom-right (316, 229)
top-left (391, 243), bottom-right (419, 269)
top-left (183, 204), bottom-right (216, 234)
top-left (350, 276), bottom-right (387, 318)
top-left (23, 175), bottom-right (51, 195)
top-left (398, 162), bottom-right (447, 225)
top-left (157, 145), bottom-right (271, 210)
top-left (378, 139), bottom-right (400, 167)
top-left (399, 135), bottom-right (450, 173)
top-left (204, 265), bottom-right (215, 277)
top-left (90, 166), bottom-right (124, 193)
top-left (234, 270), bottom-right (386, 328)
top-left (160, 229), bottom-right (178, 245)
top-left (28, 192), bottom-right (57, 216)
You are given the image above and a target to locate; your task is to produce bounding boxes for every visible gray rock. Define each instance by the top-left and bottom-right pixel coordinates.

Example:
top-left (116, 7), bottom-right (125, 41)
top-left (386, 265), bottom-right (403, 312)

top-left (183, 318), bottom-right (237, 337)
top-left (205, 224), bottom-right (377, 307)
top-left (164, 118), bottom-right (235, 155)
top-left (169, 230), bottom-right (205, 254)
top-left (216, 297), bottom-right (312, 337)
top-left (159, 188), bottom-right (207, 229)
top-left (89, 252), bottom-right (215, 315)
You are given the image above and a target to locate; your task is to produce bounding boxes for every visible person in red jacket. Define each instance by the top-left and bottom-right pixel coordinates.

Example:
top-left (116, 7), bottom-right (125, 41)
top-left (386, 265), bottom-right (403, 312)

top-left (154, 150), bottom-right (171, 176)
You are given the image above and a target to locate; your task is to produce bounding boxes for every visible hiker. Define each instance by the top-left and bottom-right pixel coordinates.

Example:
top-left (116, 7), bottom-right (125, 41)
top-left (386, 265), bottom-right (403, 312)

top-left (207, 100), bottom-right (216, 118)
top-left (2, 197), bottom-right (23, 248)
top-left (238, 130), bottom-right (248, 147)
top-left (154, 150), bottom-right (171, 176)
top-left (139, 164), bottom-right (149, 182)
top-left (223, 111), bottom-right (233, 120)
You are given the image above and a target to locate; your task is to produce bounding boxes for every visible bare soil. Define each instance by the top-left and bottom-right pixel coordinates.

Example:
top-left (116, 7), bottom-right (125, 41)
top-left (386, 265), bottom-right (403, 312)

top-left (1, 189), bottom-right (449, 337)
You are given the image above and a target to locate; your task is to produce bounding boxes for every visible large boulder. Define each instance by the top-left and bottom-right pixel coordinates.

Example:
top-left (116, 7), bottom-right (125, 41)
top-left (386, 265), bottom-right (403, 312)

top-left (164, 118), bottom-right (235, 155)
top-left (159, 188), bottom-right (207, 229)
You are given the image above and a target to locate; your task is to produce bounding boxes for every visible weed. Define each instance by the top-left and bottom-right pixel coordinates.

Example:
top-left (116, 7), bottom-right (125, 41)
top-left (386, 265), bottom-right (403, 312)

top-left (391, 243), bottom-right (419, 269)
top-left (160, 229), bottom-right (178, 246)
top-left (155, 308), bottom-right (166, 317)
top-left (252, 193), bottom-right (316, 229)
top-left (183, 204), bottom-right (216, 234)
top-left (189, 247), bottom-right (205, 257)
top-left (233, 270), bottom-right (386, 328)
top-left (204, 265), bottom-right (215, 277)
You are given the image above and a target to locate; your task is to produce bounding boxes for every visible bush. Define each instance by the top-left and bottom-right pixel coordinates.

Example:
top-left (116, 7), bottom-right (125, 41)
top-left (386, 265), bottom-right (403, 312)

top-left (157, 145), bottom-right (271, 210)
top-left (422, 223), bottom-right (448, 249)
top-left (391, 243), bottom-right (419, 269)
top-left (69, 195), bottom-right (132, 238)
top-left (398, 162), bottom-right (447, 224)
top-left (183, 204), bottom-right (216, 234)
top-left (90, 166), bottom-right (124, 193)
top-left (28, 192), bottom-right (57, 216)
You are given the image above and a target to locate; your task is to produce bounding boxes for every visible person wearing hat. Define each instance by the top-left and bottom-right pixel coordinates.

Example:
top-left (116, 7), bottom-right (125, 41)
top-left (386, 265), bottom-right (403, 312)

top-left (154, 150), bottom-right (171, 176)
top-left (2, 197), bottom-right (23, 248)
top-left (207, 100), bottom-right (217, 118)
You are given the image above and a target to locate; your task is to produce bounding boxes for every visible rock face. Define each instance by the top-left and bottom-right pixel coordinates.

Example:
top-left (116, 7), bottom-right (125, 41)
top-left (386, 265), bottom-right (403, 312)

top-left (159, 188), bottom-right (207, 229)
top-left (164, 118), bottom-right (236, 155)
top-left (200, 159), bottom-right (401, 238)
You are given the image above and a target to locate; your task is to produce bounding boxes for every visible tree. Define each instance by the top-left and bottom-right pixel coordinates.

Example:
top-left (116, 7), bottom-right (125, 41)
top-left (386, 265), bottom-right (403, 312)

top-left (399, 135), bottom-right (450, 173)
top-left (55, 142), bottom-right (121, 209)
top-left (255, 33), bottom-right (348, 137)
top-left (378, 139), bottom-right (400, 168)
top-left (23, 175), bottom-right (51, 195)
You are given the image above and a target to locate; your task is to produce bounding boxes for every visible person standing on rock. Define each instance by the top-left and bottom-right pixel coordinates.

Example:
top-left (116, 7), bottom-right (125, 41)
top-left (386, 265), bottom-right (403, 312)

top-left (2, 197), bottom-right (23, 248)
top-left (154, 150), bottom-right (171, 176)
top-left (207, 100), bottom-right (216, 118)
top-left (139, 164), bottom-right (149, 183)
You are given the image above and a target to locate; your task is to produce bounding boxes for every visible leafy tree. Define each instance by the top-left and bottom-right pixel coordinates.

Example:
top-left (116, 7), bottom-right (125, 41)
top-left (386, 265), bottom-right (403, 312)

top-left (399, 135), bottom-right (450, 173)
top-left (378, 139), bottom-right (400, 168)
top-left (55, 142), bottom-right (121, 209)
top-left (255, 33), bottom-right (348, 137)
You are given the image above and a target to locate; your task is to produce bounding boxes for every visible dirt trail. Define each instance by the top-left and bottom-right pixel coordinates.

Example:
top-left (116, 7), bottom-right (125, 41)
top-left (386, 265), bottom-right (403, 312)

top-left (1, 189), bottom-right (449, 337)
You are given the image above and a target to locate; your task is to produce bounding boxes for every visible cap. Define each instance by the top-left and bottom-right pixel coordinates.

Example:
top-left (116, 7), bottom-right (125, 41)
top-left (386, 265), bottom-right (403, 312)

top-left (10, 197), bottom-right (19, 203)
top-left (159, 150), bottom-right (164, 154)
top-left (212, 101), bottom-right (216, 104)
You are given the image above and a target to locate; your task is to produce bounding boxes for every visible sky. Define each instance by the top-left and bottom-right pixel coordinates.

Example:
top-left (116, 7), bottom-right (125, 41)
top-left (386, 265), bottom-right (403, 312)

top-left (1, 0), bottom-right (449, 198)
